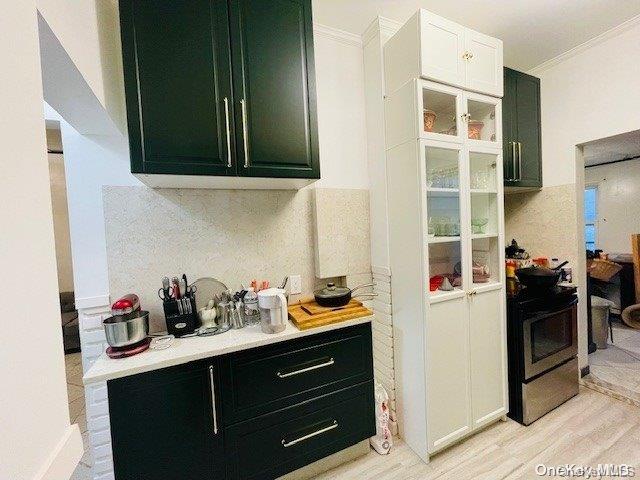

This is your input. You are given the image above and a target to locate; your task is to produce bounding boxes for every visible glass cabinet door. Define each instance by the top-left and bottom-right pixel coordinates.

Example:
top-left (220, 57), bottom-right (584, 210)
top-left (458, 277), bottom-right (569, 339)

top-left (424, 143), bottom-right (466, 300)
top-left (464, 93), bottom-right (501, 148)
top-left (419, 80), bottom-right (463, 142)
top-left (468, 150), bottom-right (501, 288)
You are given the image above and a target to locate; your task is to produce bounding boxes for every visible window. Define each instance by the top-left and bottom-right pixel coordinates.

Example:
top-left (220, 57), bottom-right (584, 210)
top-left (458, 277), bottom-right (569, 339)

top-left (584, 186), bottom-right (598, 250)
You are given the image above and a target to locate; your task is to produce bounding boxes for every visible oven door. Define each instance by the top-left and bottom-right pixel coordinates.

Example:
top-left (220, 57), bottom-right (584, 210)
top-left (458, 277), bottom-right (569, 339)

top-left (522, 298), bottom-right (578, 380)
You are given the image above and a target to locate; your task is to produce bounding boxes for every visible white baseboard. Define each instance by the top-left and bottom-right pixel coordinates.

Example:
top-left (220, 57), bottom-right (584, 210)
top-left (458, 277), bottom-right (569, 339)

top-left (34, 424), bottom-right (83, 480)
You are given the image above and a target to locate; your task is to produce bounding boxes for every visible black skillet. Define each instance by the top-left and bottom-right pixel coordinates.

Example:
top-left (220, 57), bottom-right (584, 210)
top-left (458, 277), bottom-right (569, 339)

top-left (314, 283), bottom-right (376, 307)
top-left (515, 261), bottom-right (569, 289)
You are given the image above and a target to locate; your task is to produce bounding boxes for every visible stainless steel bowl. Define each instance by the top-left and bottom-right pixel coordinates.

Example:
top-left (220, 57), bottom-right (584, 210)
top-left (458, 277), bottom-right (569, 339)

top-left (103, 311), bottom-right (149, 348)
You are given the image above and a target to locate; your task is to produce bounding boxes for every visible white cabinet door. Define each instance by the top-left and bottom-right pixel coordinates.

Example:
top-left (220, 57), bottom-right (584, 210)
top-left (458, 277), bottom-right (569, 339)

top-left (419, 11), bottom-right (466, 89)
top-left (464, 29), bottom-right (503, 97)
top-left (426, 296), bottom-right (472, 453)
top-left (468, 288), bottom-right (507, 428)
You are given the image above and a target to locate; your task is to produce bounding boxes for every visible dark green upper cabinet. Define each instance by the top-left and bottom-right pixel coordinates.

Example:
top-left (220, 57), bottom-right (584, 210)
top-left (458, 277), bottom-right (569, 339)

top-left (503, 68), bottom-right (542, 189)
top-left (120, 0), bottom-right (234, 177)
top-left (119, 0), bottom-right (320, 187)
top-left (230, 0), bottom-right (320, 179)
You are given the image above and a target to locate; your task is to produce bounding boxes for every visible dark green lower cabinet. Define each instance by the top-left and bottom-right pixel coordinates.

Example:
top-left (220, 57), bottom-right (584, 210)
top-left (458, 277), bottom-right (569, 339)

top-left (109, 324), bottom-right (374, 480)
top-left (108, 360), bottom-right (225, 480)
top-left (225, 382), bottom-right (375, 480)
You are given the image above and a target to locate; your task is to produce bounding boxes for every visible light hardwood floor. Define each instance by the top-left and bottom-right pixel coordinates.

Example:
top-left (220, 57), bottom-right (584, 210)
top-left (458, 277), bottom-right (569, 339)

top-left (317, 387), bottom-right (640, 480)
top-left (583, 322), bottom-right (640, 405)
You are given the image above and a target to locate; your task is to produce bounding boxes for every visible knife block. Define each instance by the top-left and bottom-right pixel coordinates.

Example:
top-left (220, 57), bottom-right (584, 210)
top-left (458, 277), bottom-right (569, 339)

top-left (162, 296), bottom-right (199, 337)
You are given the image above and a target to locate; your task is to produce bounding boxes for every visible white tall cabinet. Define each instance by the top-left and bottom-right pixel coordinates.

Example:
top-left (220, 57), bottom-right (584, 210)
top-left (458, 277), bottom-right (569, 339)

top-left (383, 10), bottom-right (507, 461)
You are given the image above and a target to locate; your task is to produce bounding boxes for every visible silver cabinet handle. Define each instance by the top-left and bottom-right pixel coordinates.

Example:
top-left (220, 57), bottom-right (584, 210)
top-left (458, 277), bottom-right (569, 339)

top-left (276, 358), bottom-right (335, 378)
top-left (223, 97), bottom-right (232, 168)
top-left (240, 99), bottom-right (249, 168)
top-left (509, 141), bottom-right (517, 181)
top-left (282, 420), bottom-right (338, 448)
top-left (208, 365), bottom-right (218, 435)
top-left (517, 142), bottom-right (523, 181)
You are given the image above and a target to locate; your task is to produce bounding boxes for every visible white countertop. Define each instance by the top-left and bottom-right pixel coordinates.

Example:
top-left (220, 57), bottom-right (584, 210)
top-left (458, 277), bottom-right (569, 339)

top-left (83, 315), bottom-right (373, 385)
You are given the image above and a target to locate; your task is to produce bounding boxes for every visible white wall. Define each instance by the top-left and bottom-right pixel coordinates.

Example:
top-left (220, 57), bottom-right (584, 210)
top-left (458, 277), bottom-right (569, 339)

top-left (0, 3), bottom-right (80, 479)
top-left (48, 146), bottom-right (75, 293)
top-left (36, 0), bottom-right (125, 132)
top-left (531, 18), bottom-right (640, 187)
top-left (313, 28), bottom-right (369, 189)
top-left (585, 160), bottom-right (640, 253)
top-left (61, 125), bottom-right (141, 304)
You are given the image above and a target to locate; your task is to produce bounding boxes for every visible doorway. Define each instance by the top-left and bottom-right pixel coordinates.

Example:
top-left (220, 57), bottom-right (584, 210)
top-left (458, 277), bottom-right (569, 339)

top-left (45, 112), bottom-right (91, 477)
top-left (579, 130), bottom-right (640, 404)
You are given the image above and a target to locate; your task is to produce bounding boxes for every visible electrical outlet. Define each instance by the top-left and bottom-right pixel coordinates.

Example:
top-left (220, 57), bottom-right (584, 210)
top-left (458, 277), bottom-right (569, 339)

top-left (289, 275), bottom-right (302, 294)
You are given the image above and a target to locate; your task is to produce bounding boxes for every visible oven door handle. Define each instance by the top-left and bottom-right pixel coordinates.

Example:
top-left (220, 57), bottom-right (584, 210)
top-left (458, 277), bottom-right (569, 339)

top-left (524, 297), bottom-right (578, 319)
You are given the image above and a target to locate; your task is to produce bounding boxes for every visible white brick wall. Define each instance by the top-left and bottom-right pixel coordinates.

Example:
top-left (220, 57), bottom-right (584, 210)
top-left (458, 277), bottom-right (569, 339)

top-left (78, 304), bottom-right (115, 480)
top-left (370, 268), bottom-right (397, 435)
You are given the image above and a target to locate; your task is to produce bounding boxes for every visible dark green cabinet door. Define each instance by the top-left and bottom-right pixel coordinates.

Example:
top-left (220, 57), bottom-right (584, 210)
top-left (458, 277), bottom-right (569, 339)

top-left (229, 0), bottom-right (320, 179)
top-left (108, 360), bottom-right (224, 480)
top-left (502, 69), bottom-right (517, 183)
top-left (514, 73), bottom-right (542, 187)
top-left (502, 68), bottom-right (542, 188)
top-left (120, 0), bottom-right (235, 176)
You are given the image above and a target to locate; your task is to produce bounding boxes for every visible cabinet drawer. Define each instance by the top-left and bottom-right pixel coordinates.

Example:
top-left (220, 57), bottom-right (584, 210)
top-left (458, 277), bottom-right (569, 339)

top-left (225, 381), bottom-right (375, 480)
top-left (221, 323), bottom-right (373, 423)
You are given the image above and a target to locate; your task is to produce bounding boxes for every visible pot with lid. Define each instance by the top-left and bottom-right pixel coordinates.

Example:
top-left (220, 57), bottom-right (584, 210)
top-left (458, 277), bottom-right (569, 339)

top-left (314, 283), bottom-right (376, 308)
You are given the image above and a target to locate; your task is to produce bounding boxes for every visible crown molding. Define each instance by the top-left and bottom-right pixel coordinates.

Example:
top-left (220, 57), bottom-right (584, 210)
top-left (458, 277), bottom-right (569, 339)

top-left (528, 13), bottom-right (640, 76)
top-left (362, 16), bottom-right (403, 45)
top-left (313, 23), bottom-right (362, 47)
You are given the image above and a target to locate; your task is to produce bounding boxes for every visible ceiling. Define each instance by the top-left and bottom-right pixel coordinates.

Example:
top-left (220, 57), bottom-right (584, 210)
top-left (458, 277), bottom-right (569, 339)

top-left (312, 0), bottom-right (640, 71)
top-left (583, 130), bottom-right (640, 166)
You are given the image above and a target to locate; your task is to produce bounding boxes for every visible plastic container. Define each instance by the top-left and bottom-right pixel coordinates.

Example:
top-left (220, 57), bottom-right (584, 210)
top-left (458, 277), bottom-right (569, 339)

top-left (591, 296), bottom-right (616, 349)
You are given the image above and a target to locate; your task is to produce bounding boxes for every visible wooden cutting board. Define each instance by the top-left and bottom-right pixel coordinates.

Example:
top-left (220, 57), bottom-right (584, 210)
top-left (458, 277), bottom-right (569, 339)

top-left (300, 299), bottom-right (363, 315)
top-left (288, 299), bottom-right (372, 330)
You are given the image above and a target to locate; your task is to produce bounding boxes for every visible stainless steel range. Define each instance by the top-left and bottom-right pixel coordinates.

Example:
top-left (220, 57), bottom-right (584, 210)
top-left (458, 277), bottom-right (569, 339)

top-left (507, 280), bottom-right (579, 425)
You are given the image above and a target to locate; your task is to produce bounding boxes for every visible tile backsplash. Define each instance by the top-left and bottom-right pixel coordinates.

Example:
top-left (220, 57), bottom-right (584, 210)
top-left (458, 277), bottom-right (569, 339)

top-left (103, 186), bottom-right (370, 332)
top-left (504, 184), bottom-right (578, 269)
top-left (313, 188), bottom-right (371, 278)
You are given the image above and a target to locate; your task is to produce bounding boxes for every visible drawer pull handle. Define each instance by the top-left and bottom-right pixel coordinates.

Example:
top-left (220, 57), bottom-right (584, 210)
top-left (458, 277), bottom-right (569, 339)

top-left (276, 358), bottom-right (335, 378)
top-left (281, 420), bottom-right (339, 448)
top-left (208, 365), bottom-right (218, 435)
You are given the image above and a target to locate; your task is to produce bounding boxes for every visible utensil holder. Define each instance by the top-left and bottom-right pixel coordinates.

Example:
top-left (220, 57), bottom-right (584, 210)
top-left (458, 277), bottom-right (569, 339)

top-left (163, 296), bottom-right (200, 337)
